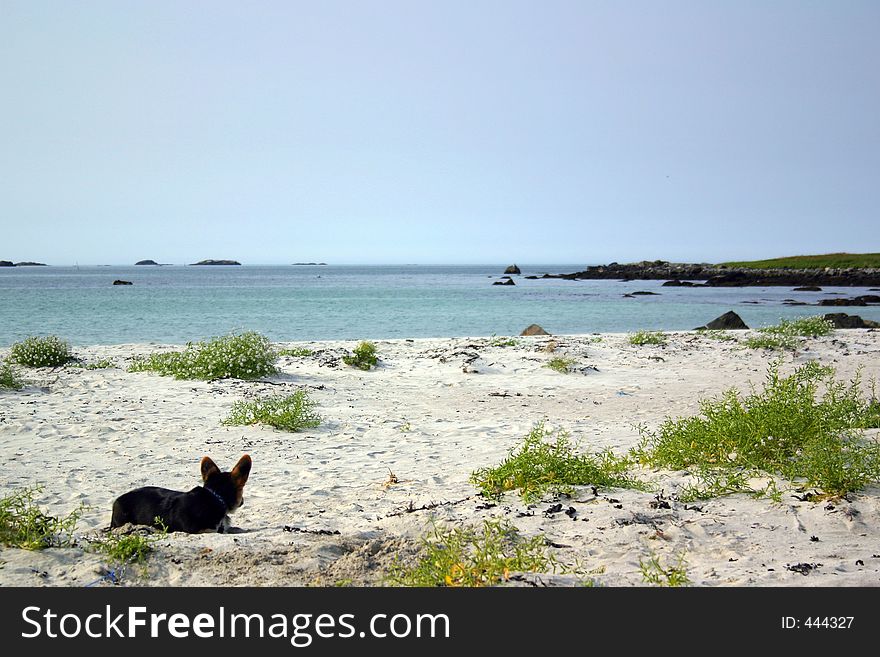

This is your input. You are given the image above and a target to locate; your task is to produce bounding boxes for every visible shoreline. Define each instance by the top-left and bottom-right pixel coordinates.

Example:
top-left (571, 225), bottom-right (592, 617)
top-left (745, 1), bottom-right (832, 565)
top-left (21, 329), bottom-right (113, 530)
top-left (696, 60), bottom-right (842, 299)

top-left (546, 261), bottom-right (880, 287)
top-left (2, 331), bottom-right (879, 586)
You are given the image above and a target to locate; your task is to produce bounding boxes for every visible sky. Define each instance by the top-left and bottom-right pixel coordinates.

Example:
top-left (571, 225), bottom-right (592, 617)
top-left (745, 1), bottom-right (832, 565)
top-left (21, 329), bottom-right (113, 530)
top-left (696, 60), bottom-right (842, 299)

top-left (1, 0), bottom-right (878, 266)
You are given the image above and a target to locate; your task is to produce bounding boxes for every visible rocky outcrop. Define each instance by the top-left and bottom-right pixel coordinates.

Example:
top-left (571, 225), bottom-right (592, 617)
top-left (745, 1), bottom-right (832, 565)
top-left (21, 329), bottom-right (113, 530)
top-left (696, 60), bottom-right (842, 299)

top-left (694, 311), bottom-right (749, 331)
top-left (0, 261), bottom-right (14, 267)
top-left (820, 294), bottom-right (880, 306)
top-left (135, 260), bottom-right (159, 265)
top-left (521, 324), bottom-right (550, 336)
top-left (793, 286), bottom-right (822, 291)
top-left (504, 265), bottom-right (521, 275)
top-left (662, 279), bottom-right (698, 287)
top-left (14, 262), bottom-right (47, 266)
top-left (493, 278), bottom-right (516, 286)
top-left (113, 280), bottom-right (133, 286)
top-left (818, 298), bottom-right (868, 307)
top-left (547, 261), bottom-right (880, 287)
top-left (822, 313), bottom-right (880, 329)
top-left (191, 259), bottom-right (241, 266)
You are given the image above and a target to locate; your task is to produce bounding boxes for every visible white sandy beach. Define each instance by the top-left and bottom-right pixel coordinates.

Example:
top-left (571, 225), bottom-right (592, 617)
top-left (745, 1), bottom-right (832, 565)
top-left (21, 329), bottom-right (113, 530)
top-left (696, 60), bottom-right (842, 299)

top-left (1, 330), bottom-right (879, 587)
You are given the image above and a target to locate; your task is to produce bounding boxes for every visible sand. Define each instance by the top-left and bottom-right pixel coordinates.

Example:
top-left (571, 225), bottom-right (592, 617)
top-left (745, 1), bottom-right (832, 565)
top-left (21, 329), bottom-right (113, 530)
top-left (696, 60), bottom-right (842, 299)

top-left (1, 330), bottom-right (879, 587)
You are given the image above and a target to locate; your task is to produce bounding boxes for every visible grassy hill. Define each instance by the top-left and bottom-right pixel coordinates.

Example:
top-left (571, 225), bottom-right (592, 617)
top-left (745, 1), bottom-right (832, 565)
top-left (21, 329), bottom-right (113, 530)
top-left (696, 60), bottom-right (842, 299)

top-left (721, 253), bottom-right (880, 270)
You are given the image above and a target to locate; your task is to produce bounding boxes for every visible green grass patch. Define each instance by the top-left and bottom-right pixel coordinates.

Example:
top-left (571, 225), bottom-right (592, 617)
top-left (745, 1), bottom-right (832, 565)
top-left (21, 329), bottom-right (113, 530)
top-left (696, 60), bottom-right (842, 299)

top-left (489, 336), bottom-right (519, 348)
top-left (9, 335), bottom-right (73, 367)
top-left (0, 488), bottom-right (83, 550)
top-left (129, 331), bottom-right (278, 380)
top-left (628, 330), bottom-right (667, 346)
top-left (277, 347), bottom-right (314, 357)
top-left (70, 359), bottom-right (114, 370)
top-left (721, 253), bottom-right (880, 270)
top-left (471, 422), bottom-right (645, 503)
top-left (545, 357), bottom-right (576, 374)
top-left (1, 359), bottom-right (24, 390)
top-left (387, 519), bottom-right (556, 587)
top-left (87, 529), bottom-right (160, 566)
top-left (744, 316), bottom-right (834, 351)
top-left (633, 361), bottom-right (880, 498)
top-left (696, 329), bottom-right (737, 342)
top-left (223, 390), bottom-right (321, 432)
top-left (640, 550), bottom-right (691, 587)
top-left (343, 341), bottom-right (378, 371)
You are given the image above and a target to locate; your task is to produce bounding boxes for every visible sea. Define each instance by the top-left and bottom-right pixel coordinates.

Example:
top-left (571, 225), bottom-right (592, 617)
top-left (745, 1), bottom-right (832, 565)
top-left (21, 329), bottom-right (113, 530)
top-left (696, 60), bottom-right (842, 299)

top-left (1, 264), bottom-right (878, 346)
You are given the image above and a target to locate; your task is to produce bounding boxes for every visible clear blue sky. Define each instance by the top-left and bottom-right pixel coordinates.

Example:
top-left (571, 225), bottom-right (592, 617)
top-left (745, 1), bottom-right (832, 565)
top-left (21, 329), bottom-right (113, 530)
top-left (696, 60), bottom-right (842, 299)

top-left (1, 1), bottom-right (877, 265)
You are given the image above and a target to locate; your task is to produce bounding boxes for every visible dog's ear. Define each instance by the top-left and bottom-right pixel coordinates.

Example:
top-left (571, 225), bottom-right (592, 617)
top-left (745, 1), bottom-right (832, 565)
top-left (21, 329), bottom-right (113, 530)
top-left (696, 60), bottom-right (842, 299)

top-left (231, 454), bottom-right (252, 485)
top-left (200, 457), bottom-right (220, 482)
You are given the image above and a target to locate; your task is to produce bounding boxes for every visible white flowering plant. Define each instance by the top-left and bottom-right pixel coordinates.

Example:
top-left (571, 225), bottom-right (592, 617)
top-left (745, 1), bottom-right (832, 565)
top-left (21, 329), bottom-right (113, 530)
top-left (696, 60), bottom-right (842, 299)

top-left (9, 335), bottom-right (73, 368)
top-left (129, 331), bottom-right (278, 380)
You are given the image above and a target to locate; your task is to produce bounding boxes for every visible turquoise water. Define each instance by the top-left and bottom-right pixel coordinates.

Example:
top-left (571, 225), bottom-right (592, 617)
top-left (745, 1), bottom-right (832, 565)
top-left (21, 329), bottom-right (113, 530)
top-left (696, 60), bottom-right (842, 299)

top-left (1, 265), bottom-right (878, 346)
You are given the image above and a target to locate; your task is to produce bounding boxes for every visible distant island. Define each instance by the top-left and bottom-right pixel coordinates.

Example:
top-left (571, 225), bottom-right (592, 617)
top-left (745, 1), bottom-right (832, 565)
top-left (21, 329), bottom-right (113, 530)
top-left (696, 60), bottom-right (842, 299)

top-left (190, 259), bottom-right (242, 266)
top-left (135, 259), bottom-right (160, 266)
top-left (547, 253), bottom-right (880, 287)
top-left (0, 261), bottom-right (48, 267)
top-left (292, 262), bottom-right (328, 266)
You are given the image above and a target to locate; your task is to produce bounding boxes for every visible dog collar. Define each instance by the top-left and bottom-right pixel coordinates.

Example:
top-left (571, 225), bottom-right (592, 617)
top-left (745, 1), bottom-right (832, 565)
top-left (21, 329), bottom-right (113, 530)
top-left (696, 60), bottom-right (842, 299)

top-left (204, 487), bottom-right (227, 509)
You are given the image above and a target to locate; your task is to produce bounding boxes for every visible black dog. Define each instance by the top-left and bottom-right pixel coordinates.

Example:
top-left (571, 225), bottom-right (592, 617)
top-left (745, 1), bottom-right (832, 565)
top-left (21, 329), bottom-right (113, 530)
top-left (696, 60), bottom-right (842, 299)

top-left (110, 455), bottom-right (251, 533)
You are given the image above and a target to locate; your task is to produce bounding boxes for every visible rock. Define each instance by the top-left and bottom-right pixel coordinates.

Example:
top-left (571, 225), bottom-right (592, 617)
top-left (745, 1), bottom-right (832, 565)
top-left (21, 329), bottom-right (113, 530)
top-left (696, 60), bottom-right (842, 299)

top-left (113, 280), bottom-right (133, 285)
top-left (521, 324), bottom-right (550, 336)
top-left (631, 291), bottom-right (659, 295)
top-left (14, 262), bottom-right (47, 266)
top-left (0, 261), bottom-right (14, 267)
top-left (504, 265), bottom-right (521, 275)
top-left (855, 295), bottom-right (880, 303)
top-left (191, 259), bottom-right (241, 265)
top-left (135, 259), bottom-right (159, 265)
top-left (818, 298), bottom-right (867, 307)
top-left (793, 286), bottom-right (822, 291)
top-left (662, 280), bottom-right (698, 287)
top-left (492, 278), bottom-right (516, 286)
top-left (524, 275), bottom-right (539, 280)
top-left (695, 311), bottom-right (749, 331)
top-left (822, 313), bottom-right (880, 329)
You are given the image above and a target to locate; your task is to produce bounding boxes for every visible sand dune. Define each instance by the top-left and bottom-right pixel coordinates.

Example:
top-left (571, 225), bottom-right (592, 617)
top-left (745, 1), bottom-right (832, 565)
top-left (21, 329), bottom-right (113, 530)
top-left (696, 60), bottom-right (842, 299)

top-left (1, 331), bottom-right (879, 586)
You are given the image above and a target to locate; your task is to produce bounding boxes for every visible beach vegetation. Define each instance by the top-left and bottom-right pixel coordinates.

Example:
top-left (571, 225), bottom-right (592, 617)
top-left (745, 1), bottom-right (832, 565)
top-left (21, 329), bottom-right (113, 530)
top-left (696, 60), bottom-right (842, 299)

top-left (9, 335), bottom-right (73, 368)
top-left (0, 487), bottom-right (83, 550)
top-left (489, 336), bottom-right (519, 348)
top-left (545, 356), bottom-right (576, 374)
top-left (721, 253), bottom-right (880, 270)
top-left (696, 329), bottom-right (737, 342)
top-left (343, 341), bottom-right (378, 371)
top-left (387, 519), bottom-right (556, 587)
top-left (87, 528), bottom-right (161, 567)
top-left (70, 359), bottom-right (115, 370)
top-left (640, 550), bottom-right (690, 587)
top-left (633, 361), bottom-right (880, 499)
top-left (128, 331), bottom-right (278, 380)
top-left (744, 316), bottom-right (834, 351)
top-left (470, 422), bottom-right (645, 503)
top-left (277, 347), bottom-right (314, 358)
top-left (0, 359), bottom-right (25, 390)
top-left (223, 389), bottom-right (321, 432)
top-left (628, 330), bottom-right (667, 346)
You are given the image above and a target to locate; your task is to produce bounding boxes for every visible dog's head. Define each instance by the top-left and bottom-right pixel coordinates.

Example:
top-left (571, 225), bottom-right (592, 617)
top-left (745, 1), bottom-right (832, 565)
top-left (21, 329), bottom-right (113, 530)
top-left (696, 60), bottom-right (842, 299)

top-left (200, 454), bottom-right (251, 512)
